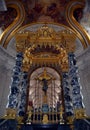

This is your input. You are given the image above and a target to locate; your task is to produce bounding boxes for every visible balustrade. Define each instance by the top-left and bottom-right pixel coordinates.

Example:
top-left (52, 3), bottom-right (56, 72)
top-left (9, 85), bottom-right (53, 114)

top-left (26, 107), bottom-right (65, 124)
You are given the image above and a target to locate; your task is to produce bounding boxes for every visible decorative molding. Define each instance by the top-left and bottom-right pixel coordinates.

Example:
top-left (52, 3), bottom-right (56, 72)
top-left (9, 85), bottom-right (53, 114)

top-left (0, 0), bottom-right (25, 48)
top-left (66, 0), bottom-right (90, 48)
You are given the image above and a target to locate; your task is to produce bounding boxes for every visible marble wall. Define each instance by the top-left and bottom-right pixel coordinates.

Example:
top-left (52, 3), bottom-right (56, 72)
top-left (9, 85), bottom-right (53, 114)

top-left (0, 46), bottom-right (15, 117)
top-left (76, 46), bottom-right (90, 116)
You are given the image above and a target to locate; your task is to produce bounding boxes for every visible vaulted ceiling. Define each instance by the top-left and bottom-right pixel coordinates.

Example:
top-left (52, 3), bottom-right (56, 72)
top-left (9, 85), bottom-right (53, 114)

top-left (0, 0), bottom-right (87, 28)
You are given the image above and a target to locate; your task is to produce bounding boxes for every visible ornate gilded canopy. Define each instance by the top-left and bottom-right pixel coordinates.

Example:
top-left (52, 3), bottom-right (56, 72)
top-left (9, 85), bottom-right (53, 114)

top-left (15, 24), bottom-right (76, 72)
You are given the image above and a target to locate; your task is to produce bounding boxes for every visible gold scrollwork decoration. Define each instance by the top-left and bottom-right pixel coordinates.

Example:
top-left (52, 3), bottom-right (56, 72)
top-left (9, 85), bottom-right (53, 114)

top-left (15, 25), bottom-right (76, 72)
top-left (16, 25), bottom-right (76, 53)
top-left (66, 0), bottom-right (90, 48)
top-left (0, 0), bottom-right (25, 48)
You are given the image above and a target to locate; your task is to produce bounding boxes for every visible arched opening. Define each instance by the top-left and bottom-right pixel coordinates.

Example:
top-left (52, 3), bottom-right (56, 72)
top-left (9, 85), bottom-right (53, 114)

top-left (27, 67), bottom-right (63, 124)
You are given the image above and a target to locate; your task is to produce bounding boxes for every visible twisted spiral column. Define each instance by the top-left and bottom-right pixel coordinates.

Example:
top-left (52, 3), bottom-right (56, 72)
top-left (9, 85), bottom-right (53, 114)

top-left (7, 52), bottom-right (23, 109)
top-left (68, 53), bottom-right (84, 109)
top-left (18, 72), bottom-right (28, 116)
top-left (62, 72), bottom-right (73, 117)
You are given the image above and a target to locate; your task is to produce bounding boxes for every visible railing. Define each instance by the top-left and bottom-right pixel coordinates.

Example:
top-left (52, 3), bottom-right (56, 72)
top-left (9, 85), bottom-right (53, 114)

top-left (32, 112), bottom-right (60, 124)
top-left (0, 119), bottom-right (17, 130)
top-left (74, 118), bottom-right (90, 130)
top-left (26, 111), bottom-right (65, 124)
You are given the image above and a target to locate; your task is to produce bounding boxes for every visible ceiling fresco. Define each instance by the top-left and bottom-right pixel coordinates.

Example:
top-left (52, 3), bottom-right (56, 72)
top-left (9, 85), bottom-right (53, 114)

top-left (73, 8), bottom-right (83, 22)
top-left (0, 0), bottom-right (70, 32)
top-left (0, 0), bottom-right (89, 35)
top-left (0, 7), bottom-right (17, 30)
top-left (22, 0), bottom-right (70, 24)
